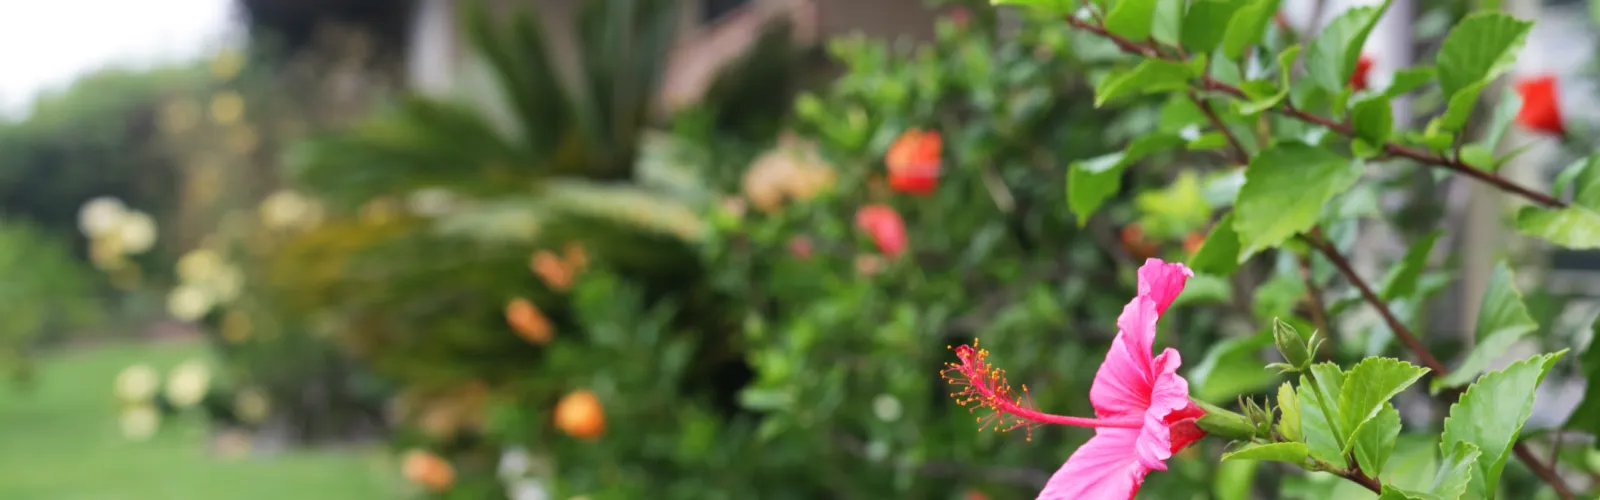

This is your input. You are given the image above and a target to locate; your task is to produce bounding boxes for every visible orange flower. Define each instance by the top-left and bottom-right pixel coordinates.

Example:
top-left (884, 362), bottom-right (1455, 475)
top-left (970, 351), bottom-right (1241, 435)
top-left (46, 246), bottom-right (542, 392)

top-left (505, 298), bottom-right (554, 345)
top-left (886, 129), bottom-right (942, 195)
top-left (401, 449), bottom-right (455, 492)
top-left (1350, 55), bottom-right (1374, 91)
top-left (563, 241), bottom-right (590, 272)
top-left (531, 250), bottom-right (574, 292)
top-left (554, 389), bottom-right (606, 440)
top-left (1120, 224), bottom-right (1159, 260)
top-left (1515, 75), bottom-right (1565, 136)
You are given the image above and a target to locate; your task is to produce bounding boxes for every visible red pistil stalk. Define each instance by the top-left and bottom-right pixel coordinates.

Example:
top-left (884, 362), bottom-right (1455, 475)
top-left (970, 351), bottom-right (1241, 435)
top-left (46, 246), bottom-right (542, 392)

top-left (943, 340), bottom-right (1144, 441)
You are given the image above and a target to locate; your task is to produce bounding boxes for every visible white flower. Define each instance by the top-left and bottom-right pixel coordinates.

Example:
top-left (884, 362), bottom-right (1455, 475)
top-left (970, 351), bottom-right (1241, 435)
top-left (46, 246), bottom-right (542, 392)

top-left (167, 285), bottom-right (215, 322)
top-left (872, 394), bottom-right (902, 422)
top-left (259, 190), bottom-right (316, 230)
top-left (497, 447), bottom-right (532, 479)
top-left (118, 212), bottom-right (158, 254)
top-left (177, 249), bottom-right (225, 284)
top-left (114, 365), bottom-right (160, 402)
top-left (165, 360), bottom-right (212, 408)
top-left (506, 478), bottom-right (549, 500)
top-left (407, 188), bottom-right (457, 217)
top-left (207, 265), bottom-right (245, 303)
top-left (78, 197), bottom-right (128, 237)
top-left (121, 404), bottom-right (161, 440)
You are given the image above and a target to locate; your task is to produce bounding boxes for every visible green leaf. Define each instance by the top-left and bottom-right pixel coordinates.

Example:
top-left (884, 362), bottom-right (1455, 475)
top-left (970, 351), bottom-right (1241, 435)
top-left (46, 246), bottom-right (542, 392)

top-left (1299, 364), bottom-right (1347, 467)
top-left (1481, 87), bottom-right (1524, 151)
top-left (1189, 330), bottom-right (1278, 402)
top-left (1563, 316), bottom-right (1600, 445)
top-left (1514, 205), bottom-right (1600, 249)
top-left (1234, 45), bottom-right (1301, 116)
top-left (1431, 80), bottom-right (1488, 134)
top-left (1189, 212), bottom-right (1243, 275)
top-left (1305, 3), bottom-right (1389, 93)
top-left (1435, 13), bottom-right (1534, 98)
top-left (1430, 441), bottom-right (1481, 500)
top-left (1440, 350), bottom-right (1567, 499)
top-left (1233, 142), bottom-right (1364, 261)
top-left (1222, 442), bottom-right (1311, 463)
top-left (1380, 67), bottom-right (1436, 98)
top-left (1378, 230), bottom-right (1442, 301)
top-left (1573, 154), bottom-right (1600, 209)
top-left (1551, 157), bottom-right (1592, 201)
top-left (991, 0), bottom-right (1076, 13)
top-left (1352, 403), bottom-right (1402, 476)
top-left (1337, 358), bottom-right (1427, 451)
top-left (1277, 382), bottom-right (1302, 442)
top-left (1067, 134), bottom-right (1186, 224)
top-left (1433, 261), bottom-right (1539, 390)
top-left (1182, 0), bottom-right (1245, 54)
top-left (1095, 59), bottom-right (1196, 107)
top-left (1377, 488), bottom-right (1433, 500)
top-left (1152, 0), bottom-right (1186, 46)
top-left (1221, 0), bottom-right (1285, 61)
top-left (1214, 459), bottom-right (1258, 500)
top-left (1384, 435), bottom-right (1441, 491)
top-left (1350, 97), bottom-right (1394, 152)
top-left (1105, 0), bottom-right (1161, 41)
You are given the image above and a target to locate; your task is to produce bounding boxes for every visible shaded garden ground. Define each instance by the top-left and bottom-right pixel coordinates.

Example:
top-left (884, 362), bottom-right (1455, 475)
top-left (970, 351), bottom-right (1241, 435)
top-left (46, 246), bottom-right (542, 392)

top-left (0, 338), bottom-right (399, 499)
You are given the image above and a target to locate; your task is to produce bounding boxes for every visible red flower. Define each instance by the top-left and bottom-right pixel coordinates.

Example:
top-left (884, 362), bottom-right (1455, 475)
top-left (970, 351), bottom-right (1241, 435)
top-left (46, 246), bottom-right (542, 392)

top-left (855, 205), bottom-right (908, 258)
top-left (1515, 75), bottom-right (1565, 136)
top-left (886, 129), bottom-right (942, 195)
top-left (1350, 55), bottom-right (1374, 91)
top-left (787, 236), bottom-right (814, 260)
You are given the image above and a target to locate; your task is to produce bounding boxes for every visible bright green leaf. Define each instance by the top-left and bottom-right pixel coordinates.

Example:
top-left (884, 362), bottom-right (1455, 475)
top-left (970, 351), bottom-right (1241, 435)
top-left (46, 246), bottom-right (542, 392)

top-left (1214, 459), bottom-right (1258, 500)
top-left (1299, 364), bottom-right (1347, 467)
top-left (1429, 441), bottom-right (1481, 500)
top-left (1337, 358), bottom-right (1427, 451)
top-left (1190, 330), bottom-right (1278, 402)
top-left (1233, 142), bottom-right (1364, 261)
top-left (1352, 404), bottom-right (1402, 476)
top-left (1378, 230), bottom-right (1442, 301)
top-left (1435, 13), bottom-right (1534, 98)
top-left (1514, 205), bottom-right (1600, 249)
top-left (1481, 87), bottom-right (1524, 151)
top-left (1221, 0), bottom-right (1284, 61)
top-left (1067, 134), bottom-right (1186, 224)
top-left (1431, 80), bottom-right (1488, 134)
top-left (1152, 0), bottom-right (1186, 46)
top-left (1434, 261), bottom-right (1540, 390)
top-left (1105, 0), bottom-right (1161, 41)
top-left (1278, 382), bottom-right (1302, 442)
top-left (1222, 442), bottom-right (1311, 463)
top-left (1350, 97), bottom-right (1394, 149)
top-left (1440, 350), bottom-right (1567, 498)
top-left (1190, 212), bottom-right (1243, 275)
top-left (1236, 45), bottom-right (1301, 115)
top-left (1095, 59), bottom-right (1196, 107)
top-left (1182, 0), bottom-right (1245, 54)
top-left (1551, 157), bottom-right (1592, 201)
top-left (1381, 67), bottom-right (1436, 98)
top-left (1305, 3), bottom-right (1389, 93)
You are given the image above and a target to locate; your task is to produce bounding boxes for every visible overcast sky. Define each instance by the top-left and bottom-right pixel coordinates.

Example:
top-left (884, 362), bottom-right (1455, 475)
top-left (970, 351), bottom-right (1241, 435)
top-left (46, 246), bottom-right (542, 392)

top-left (0, 0), bottom-right (237, 117)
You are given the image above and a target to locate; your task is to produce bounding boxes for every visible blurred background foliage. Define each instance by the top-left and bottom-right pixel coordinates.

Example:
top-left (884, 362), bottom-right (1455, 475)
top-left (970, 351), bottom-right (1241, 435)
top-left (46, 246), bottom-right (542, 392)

top-left (4, 0), bottom-right (1600, 498)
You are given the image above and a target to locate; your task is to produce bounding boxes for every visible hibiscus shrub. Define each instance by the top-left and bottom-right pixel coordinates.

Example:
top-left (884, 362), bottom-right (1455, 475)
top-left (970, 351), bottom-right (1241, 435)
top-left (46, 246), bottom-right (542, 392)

top-left (928, 1), bottom-right (1600, 499)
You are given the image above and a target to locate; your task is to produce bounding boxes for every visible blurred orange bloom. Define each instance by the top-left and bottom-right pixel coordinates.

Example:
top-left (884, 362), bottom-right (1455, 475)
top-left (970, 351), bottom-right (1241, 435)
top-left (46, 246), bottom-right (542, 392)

top-left (886, 128), bottom-right (941, 195)
top-left (402, 449), bottom-right (455, 492)
top-left (531, 251), bottom-right (574, 292)
top-left (505, 298), bottom-right (554, 345)
top-left (555, 389), bottom-right (606, 440)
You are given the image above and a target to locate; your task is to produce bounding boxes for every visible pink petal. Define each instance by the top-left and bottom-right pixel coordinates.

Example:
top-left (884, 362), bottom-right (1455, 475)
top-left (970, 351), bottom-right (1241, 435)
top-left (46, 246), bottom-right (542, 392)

top-left (1136, 259), bottom-right (1193, 315)
top-left (1135, 348), bottom-right (1197, 471)
top-left (1039, 427), bottom-right (1148, 500)
top-left (1092, 298), bottom-right (1159, 417)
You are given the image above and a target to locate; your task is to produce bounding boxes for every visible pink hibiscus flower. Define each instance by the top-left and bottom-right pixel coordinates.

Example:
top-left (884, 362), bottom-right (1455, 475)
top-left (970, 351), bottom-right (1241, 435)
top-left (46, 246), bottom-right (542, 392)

top-left (943, 259), bottom-right (1205, 500)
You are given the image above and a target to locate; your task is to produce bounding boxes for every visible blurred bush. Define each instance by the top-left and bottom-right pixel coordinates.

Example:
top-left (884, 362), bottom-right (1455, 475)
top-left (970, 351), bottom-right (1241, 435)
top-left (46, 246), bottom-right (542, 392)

top-left (0, 220), bottom-right (102, 383)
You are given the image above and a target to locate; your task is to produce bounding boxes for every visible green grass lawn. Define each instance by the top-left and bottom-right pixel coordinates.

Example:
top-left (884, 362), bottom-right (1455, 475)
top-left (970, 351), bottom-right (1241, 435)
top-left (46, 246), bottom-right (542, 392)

top-left (0, 339), bottom-right (402, 499)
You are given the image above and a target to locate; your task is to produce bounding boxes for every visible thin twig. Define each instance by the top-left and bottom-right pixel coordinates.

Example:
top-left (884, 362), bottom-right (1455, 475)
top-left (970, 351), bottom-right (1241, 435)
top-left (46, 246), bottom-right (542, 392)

top-left (1064, 17), bottom-right (1567, 209)
top-left (1189, 91), bottom-right (1250, 165)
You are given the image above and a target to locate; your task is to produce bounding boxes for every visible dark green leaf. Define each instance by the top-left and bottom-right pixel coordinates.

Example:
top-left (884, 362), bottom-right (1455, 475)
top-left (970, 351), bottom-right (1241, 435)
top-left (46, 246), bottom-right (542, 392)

top-left (1182, 0), bottom-right (1246, 54)
top-left (1563, 317), bottom-right (1600, 445)
top-left (1350, 97), bottom-right (1394, 151)
top-left (1190, 212), bottom-right (1243, 274)
top-left (1067, 134), bottom-right (1186, 224)
top-left (1105, 0), bottom-right (1162, 41)
top-left (1221, 0), bottom-right (1285, 61)
top-left (1378, 230), bottom-right (1442, 301)
top-left (1233, 142), bottom-right (1364, 261)
top-left (1190, 331), bottom-right (1277, 402)
top-left (1380, 67), bottom-right (1436, 98)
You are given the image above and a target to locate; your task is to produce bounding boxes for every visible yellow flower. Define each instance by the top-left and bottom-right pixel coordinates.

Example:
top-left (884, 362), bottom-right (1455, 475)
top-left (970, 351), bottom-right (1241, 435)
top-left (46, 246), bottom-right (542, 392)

top-left (120, 404), bottom-right (161, 441)
top-left (117, 211), bottom-right (158, 255)
top-left (165, 360), bottom-right (212, 408)
top-left (259, 190), bottom-right (318, 230)
top-left (177, 249), bottom-right (225, 284)
top-left (209, 91), bottom-right (246, 125)
top-left (113, 364), bottom-right (160, 403)
top-left (167, 285), bottom-right (215, 322)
